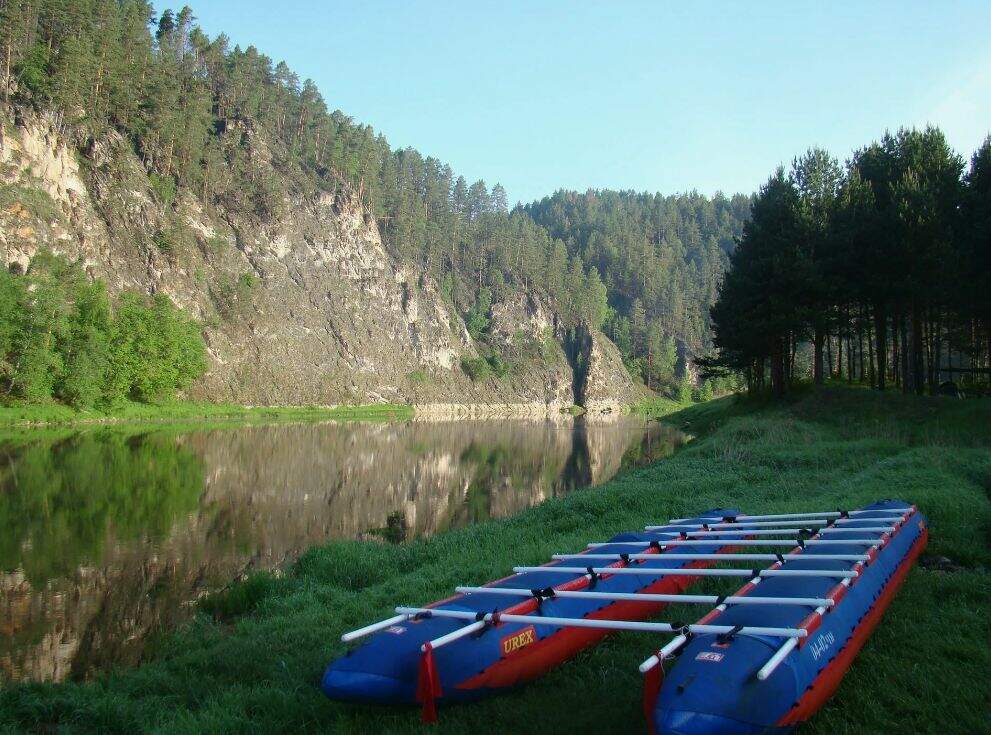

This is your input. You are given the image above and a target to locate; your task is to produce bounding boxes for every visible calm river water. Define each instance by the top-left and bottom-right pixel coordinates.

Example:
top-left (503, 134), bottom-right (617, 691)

top-left (0, 416), bottom-right (685, 684)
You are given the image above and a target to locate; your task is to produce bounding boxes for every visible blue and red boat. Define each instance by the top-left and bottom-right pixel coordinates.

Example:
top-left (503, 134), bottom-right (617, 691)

top-left (322, 508), bottom-right (742, 720)
top-left (643, 500), bottom-right (926, 734)
top-left (322, 500), bottom-right (925, 732)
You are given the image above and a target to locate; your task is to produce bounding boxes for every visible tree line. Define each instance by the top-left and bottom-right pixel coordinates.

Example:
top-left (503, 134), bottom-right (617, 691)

top-left (0, 1), bottom-right (748, 391)
top-left (707, 127), bottom-right (991, 397)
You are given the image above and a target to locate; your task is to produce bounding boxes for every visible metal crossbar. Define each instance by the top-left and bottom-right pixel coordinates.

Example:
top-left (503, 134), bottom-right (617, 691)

top-left (554, 553), bottom-right (870, 562)
top-left (513, 566), bottom-right (858, 579)
top-left (394, 606), bottom-right (807, 652)
top-left (650, 526), bottom-right (894, 536)
top-left (588, 538), bottom-right (882, 548)
top-left (668, 510), bottom-right (907, 524)
top-left (454, 586), bottom-right (834, 608)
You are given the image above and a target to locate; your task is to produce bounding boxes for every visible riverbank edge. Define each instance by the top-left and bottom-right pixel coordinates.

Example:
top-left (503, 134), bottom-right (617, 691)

top-left (0, 395), bottom-right (685, 429)
top-left (0, 401), bottom-right (414, 429)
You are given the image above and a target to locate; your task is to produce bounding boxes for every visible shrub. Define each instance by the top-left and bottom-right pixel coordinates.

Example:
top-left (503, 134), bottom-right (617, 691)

top-left (107, 293), bottom-right (208, 404)
top-left (149, 173), bottom-right (177, 208)
top-left (487, 354), bottom-right (510, 377)
top-left (0, 251), bottom-right (208, 408)
top-left (461, 357), bottom-right (492, 381)
top-left (153, 229), bottom-right (176, 254)
top-left (213, 271), bottom-right (260, 319)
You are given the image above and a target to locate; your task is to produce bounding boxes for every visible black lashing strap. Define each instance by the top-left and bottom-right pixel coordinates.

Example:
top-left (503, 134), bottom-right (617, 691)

top-left (837, 508), bottom-right (850, 519)
top-left (775, 553), bottom-right (785, 564)
top-left (796, 538), bottom-right (806, 549)
top-left (722, 515), bottom-right (738, 523)
top-left (649, 540), bottom-right (663, 551)
top-left (619, 552), bottom-right (632, 565)
top-left (586, 567), bottom-right (600, 587)
top-left (716, 624), bottom-right (744, 645)
top-left (530, 587), bottom-right (556, 610)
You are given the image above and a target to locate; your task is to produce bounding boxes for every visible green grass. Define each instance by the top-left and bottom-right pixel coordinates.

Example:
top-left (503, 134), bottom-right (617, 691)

top-left (0, 401), bottom-right (413, 428)
top-left (1, 387), bottom-right (989, 734)
top-left (629, 393), bottom-right (686, 418)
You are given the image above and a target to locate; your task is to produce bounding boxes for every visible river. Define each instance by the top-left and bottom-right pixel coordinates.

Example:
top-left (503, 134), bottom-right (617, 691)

top-left (0, 415), bottom-right (685, 684)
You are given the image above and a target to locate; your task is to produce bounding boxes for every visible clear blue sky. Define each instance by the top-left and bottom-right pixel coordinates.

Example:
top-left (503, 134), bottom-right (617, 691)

top-left (172, 1), bottom-right (990, 205)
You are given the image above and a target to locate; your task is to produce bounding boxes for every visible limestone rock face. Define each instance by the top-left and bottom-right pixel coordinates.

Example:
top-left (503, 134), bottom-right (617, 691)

top-left (0, 106), bottom-right (641, 411)
top-left (576, 327), bottom-right (648, 414)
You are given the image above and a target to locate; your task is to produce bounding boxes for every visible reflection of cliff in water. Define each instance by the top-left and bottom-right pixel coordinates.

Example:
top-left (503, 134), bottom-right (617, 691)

top-left (0, 417), bottom-right (685, 683)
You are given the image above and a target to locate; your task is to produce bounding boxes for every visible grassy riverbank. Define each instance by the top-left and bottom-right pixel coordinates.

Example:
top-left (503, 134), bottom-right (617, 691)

top-left (0, 401), bottom-right (413, 428)
top-left (2, 387), bottom-right (989, 734)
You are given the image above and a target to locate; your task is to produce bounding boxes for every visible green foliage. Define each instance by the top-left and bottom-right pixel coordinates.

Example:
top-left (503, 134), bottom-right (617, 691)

top-left (677, 375), bottom-right (694, 403)
top-left (407, 369), bottom-right (428, 385)
top-left (460, 356), bottom-right (492, 381)
top-left (487, 354), bottom-right (510, 377)
top-left (465, 288), bottom-right (492, 340)
top-left (0, 251), bottom-right (207, 408)
top-left (212, 272), bottom-right (260, 319)
top-left (152, 229), bottom-right (175, 254)
top-left (237, 272), bottom-right (258, 292)
top-left (148, 173), bottom-right (177, 208)
top-left (0, 180), bottom-right (62, 222)
top-left (107, 293), bottom-right (208, 404)
top-left (460, 353), bottom-right (511, 381)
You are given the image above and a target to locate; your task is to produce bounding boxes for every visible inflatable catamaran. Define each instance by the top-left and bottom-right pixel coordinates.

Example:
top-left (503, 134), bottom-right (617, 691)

top-left (641, 500), bottom-right (925, 734)
top-left (324, 500), bottom-right (924, 732)
top-left (324, 508), bottom-right (746, 720)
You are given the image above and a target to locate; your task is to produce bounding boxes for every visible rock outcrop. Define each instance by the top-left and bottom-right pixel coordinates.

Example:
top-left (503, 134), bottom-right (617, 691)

top-left (0, 106), bottom-right (642, 412)
top-left (570, 326), bottom-right (648, 414)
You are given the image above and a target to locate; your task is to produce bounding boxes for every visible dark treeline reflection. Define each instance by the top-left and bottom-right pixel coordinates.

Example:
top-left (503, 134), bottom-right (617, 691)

top-left (0, 417), bottom-right (684, 684)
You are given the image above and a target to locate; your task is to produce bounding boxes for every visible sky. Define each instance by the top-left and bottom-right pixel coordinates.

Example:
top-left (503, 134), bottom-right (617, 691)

top-left (171, 1), bottom-right (991, 205)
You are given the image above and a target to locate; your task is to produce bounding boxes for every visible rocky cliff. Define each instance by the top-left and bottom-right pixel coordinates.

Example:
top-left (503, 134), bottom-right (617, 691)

top-left (0, 107), bottom-right (640, 413)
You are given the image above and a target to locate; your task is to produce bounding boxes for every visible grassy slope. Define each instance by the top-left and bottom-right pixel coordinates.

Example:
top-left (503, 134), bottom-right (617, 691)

top-left (0, 401), bottom-right (412, 428)
top-left (1, 387), bottom-right (989, 734)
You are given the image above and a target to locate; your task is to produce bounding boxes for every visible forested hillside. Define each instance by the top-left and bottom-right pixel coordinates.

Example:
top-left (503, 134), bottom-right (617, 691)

top-left (0, 1), bottom-right (747, 405)
top-left (525, 190), bottom-right (750, 386)
top-left (708, 129), bottom-right (991, 396)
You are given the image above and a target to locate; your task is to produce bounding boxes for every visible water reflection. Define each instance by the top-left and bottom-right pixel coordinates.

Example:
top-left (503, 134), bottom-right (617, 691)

top-left (0, 416), bottom-right (685, 683)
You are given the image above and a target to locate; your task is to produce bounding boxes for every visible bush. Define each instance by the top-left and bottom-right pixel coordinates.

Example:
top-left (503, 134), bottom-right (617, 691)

top-left (149, 173), bottom-right (177, 208)
top-left (461, 357), bottom-right (492, 381)
top-left (153, 229), bottom-right (176, 254)
top-left (107, 293), bottom-right (208, 404)
top-left (0, 251), bottom-right (208, 408)
top-left (213, 271), bottom-right (260, 319)
top-left (487, 354), bottom-right (510, 377)
top-left (465, 288), bottom-right (492, 341)
top-left (407, 370), bottom-right (428, 385)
